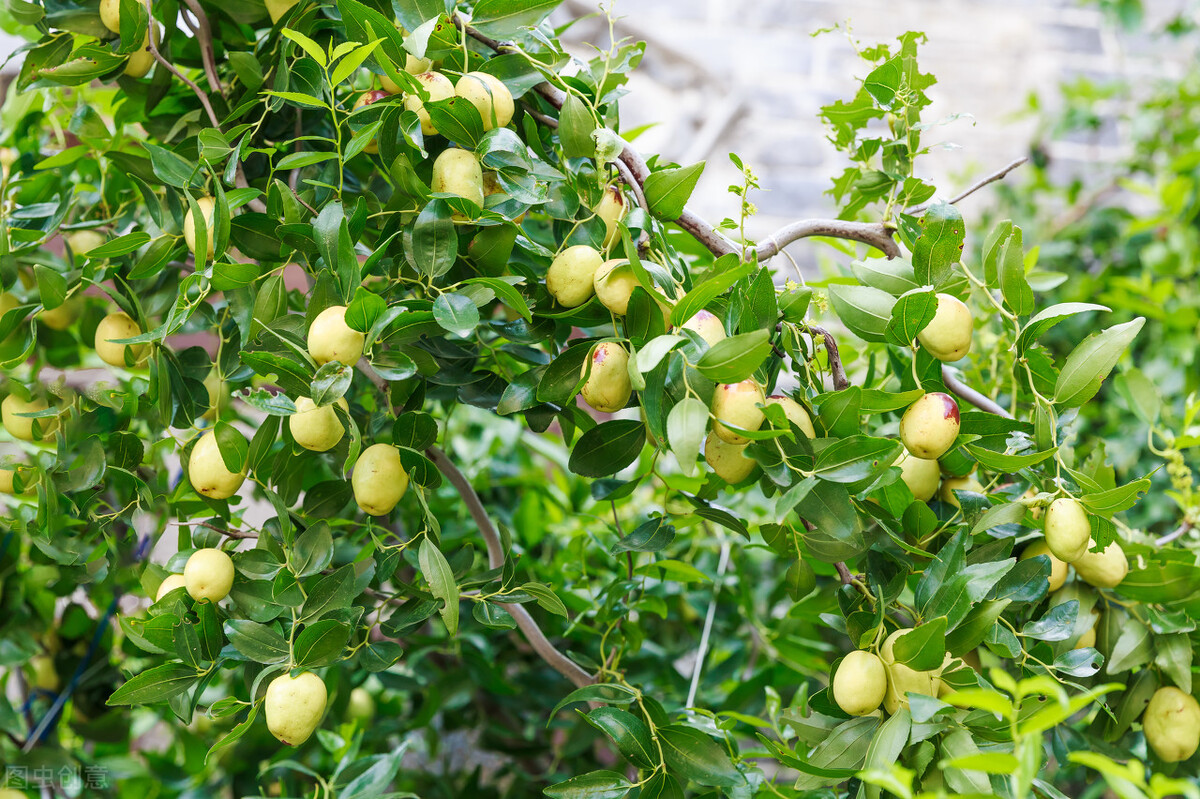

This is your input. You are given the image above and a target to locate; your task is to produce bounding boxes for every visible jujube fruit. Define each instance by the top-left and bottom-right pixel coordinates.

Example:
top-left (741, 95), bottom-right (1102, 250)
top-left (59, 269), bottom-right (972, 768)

top-left (95, 311), bottom-right (149, 367)
top-left (899, 392), bottom-right (960, 460)
top-left (352, 443), bottom-right (409, 516)
top-left (307, 305), bottom-right (365, 366)
top-left (711, 380), bottom-right (765, 444)
top-left (832, 650), bottom-right (887, 717)
top-left (1143, 686), bottom-right (1200, 763)
top-left (1044, 497), bottom-right (1090, 562)
top-left (265, 671), bottom-right (328, 746)
top-left (183, 548), bottom-right (235, 603)
top-left (546, 245), bottom-right (603, 308)
top-left (917, 293), bottom-right (973, 361)
top-left (579, 342), bottom-right (632, 413)
top-left (187, 429), bottom-right (248, 500)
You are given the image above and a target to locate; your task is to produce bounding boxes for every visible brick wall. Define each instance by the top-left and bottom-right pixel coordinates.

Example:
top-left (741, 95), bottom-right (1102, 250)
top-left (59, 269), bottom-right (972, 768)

top-left (561, 0), bottom-right (1193, 262)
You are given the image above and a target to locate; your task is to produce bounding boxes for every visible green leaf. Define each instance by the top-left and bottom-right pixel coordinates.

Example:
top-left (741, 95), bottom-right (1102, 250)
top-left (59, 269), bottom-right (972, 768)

top-left (550, 683), bottom-right (639, 717)
top-left (224, 620), bottom-right (289, 663)
top-left (558, 94), bottom-right (596, 159)
top-left (282, 28), bottom-right (327, 67)
top-left (1014, 302), bottom-right (1109, 353)
top-left (583, 707), bottom-right (655, 768)
top-left (890, 618), bottom-right (948, 670)
top-left (543, 771), bottom-right (631, 799)
top-left (419, 538), bottom-right (459, 635)
top-left (694, 330), bottom-right (771, 382)
top-left (293, 619), bottom-right (351, 668)
top-left (885, 288), bottom-right (937, 347)
top-left (521, 581), bottom-right (568, 617)
top-left (406, 200), bottom-right (458, 278)
top-left (998, 224), bottom-right (1033, 316)
top-left (1053, 317), bottom-right (1145, 407)
top-left (911, 202), bottom-right (964, 287)
top-left (828, 283), bottom-right (895, 343)
top-left (107, 662), bottom-right (200, 706)
top-left (472, 0), bottom-right (567, 38)
top-left (433, 292), bottom-right (480, 337)
top-left (666, 397), bottom-right (706, 476)
top-left (568, 420), bottom-right (646, 478)
top-left (610, 517), bottom-right (675, 554)
top-left (657, 725), bottom-right (743, 787)
top-left (643, 161), bottom-right (705, 219)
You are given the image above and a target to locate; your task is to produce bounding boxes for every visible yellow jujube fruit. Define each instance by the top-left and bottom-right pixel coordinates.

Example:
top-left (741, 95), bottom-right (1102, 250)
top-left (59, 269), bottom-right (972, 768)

top-left (880, 629), bottom-right (937, 714)
top-left (156, 573), bottom-right (187, 601)
top-left (184, 548), bottom-right (235, 603)
top-left (66, 229), bottom-right (106, 256)
top-left (593, 260), bottom-right (638, 316)
top-left (594, 185), bottom-right (628, 250)
top-left (95, 311), bottom-right (148, 367)
top-left (2, 394), bottom-right (55, 441)
top-left (1019, 539), bottom-right (1068, 592)
top-left (187, 429), bottom-right (248, 500)
top-left (99, 0), bottom-right (122, 33)
top-left (765, 394), bottom-right (815, 438)
top-left (579, 342), bottom-right (632, 413)
top-left (351, 89), bottom-right (390, 154)
top-left (307, 305), bottom-right (365, 366)
top-left (1044, 497), bottom-right (1091, 562)
top-left (711, 380), bottom-right (765, 445)
top-left (1144, 686), bottom-right (1200, 763)
top-left (202, 370), bottom-right (226, 421)
top-left (0, 464), bottom-right (34, 495)
top-left (184, 196), bottom-right (217, 258)
top-left (832, 650), bottom-right (887, 717)
top-left (404, 71), bottom-right (454, 136)
top-left (124, 31), bottom-right (155, 78)
top-left (347, 686), bottom-right (375, 722)
top-left (917, 293), bottom-right (973, 362)
top-left (680, 310), bottom-right (726, 347)
top-left (266, 0), bottom-right (299, 23)
top-left (895, 451), bottom-right (940, 502)
top-left (352, 443), bottom-right (409, 516)
top-left (432, 148), bottom-right (485, 218)
top-left (455, 72), bottom-right (514, 130)
top-left (1074, 624), bottom-right (1096, 650)
top-left (899, 392), bottom-right (960, 460)
top-left (31, 654), bottom-right (59, 691)
top-left (704, 432), bottom-right (756, 484)
top-left (265, 671), bottom-right (328, 746)
top-left (379, 51), bottom-right (433, 92)
top-left (40, 295), bottom-right (84, 331)
top-left (1073, 540), bottom-right (1129, 589)
top-left (939, 475), bottom-right (983, 509)
top-left (546, 245), bottom-right (603, 308)
top-left (289, 396), bottom-right (348, 452)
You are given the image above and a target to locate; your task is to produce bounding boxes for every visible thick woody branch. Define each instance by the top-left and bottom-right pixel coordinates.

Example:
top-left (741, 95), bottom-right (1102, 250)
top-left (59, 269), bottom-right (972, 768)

top-left (425, 446), bottom-right (596, 688)
top-left (941, 366), bottom-right (1014, 420)
top-left (355, 362), bottom-right (595, 688)
top-left (144, 21), bottom-right (219, 129)
top-left (756, 220), bottom-right (900, 261)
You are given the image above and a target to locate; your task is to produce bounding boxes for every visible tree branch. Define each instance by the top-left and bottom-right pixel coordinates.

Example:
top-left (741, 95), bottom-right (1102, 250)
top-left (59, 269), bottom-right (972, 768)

top-left (426, 446), bottom-right (596, 688)
top-left (807, 325), bottom-right (849, 392)
top-left (179, 0), bottom-right (224, 100)
top-left (756, 219), bottom-right (900, 261)
top-left (354, 362), bottom-right (596, 688)
top-left (941, 366), bottom-right (1014, 420)
top-left (905, 157), bottom-right (1029, 215)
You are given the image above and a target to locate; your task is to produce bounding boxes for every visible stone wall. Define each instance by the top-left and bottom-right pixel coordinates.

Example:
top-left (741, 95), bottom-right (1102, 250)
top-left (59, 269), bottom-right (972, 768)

top-left (560, 0), bottom-right (1193, 262)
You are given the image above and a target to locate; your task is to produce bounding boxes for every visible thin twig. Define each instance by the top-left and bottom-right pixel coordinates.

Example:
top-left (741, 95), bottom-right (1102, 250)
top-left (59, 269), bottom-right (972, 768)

top-left (1157, 522), bottom-right (1191, 547)
top-left (355, 362), bottom-right (596, 688)
top-left (180, 0), bottom-right (224, 100)
top-left (834, 562), bottom-right (854, 585)
top-left (613, 157), bottom-right (648, 213)
top-left (143, 19), bottom-right (219, 128)
top-left (685, 537), bottom-right (730, 709)
top-left (905, 157), bottom-right (1029, 215)
top-left (426, 446), bottom-right (596, 688)
top-left (755, 219), bottom-right (900, 261)
top-left (941, 366), bottom-right (1014, 420)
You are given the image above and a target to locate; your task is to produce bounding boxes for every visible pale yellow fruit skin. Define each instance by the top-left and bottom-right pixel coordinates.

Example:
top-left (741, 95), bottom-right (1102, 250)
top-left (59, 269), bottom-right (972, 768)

top-left (347, 686), bottom-right (375, 722)
top-left (31, 654), bottom-right (59, 691)
top-left (897, 451), bottom-right (941, 502)
top-left (40, 295), bottom-right (83, 331)
top-left (899, 392), bottom-right (960, 460)
top-left (579, 342), bottom-right (632, 413)
top-left (711, 380), bottom-right (765, 444)
top-left (594, 186), bottom-right (628, 249)
top-left (266, 0), bottom-right (299, 23)
top-left (1044, 498), bottom-right (1090, 562)
top-left (95, 311), bottom-right (148, 367)
top-left (1073, 540), bottom-right (1129, 589)
top-left (880, 629), bottom-right (937, 714)
top-left (432, 148), bottom-right (484, 217)
top-left (1019, 539), bottom-right (1068, 592)
top-left (289, 396), bottom-right (348, 452)
top-left (266, 671), bottom-right (328, 745)
top-left (2, 394), bottom-right (55, 441)
top-left (0, 787), bottom-right (29, 799)
top-left (184, 196), bottom-right (217, 257)
top-left (99, 0), bottom-right (121, 32)
top-left (917, 293), bottom-right (973, 361)
top-left (379, 54), bottom-right (433, 91)
top-left (0, 466), bottom-right (22, 494)
top-left (188, 430), bottom-right (248, 500)
top-left (404, 72), bottom-right (454, 136)
top-left (938, 475), bottom-right (983, 509)
top-left (156, 573), bottom-right (187, 601)
top-left (1144, 686), bottom-right (1200, 763)
top-left (184, 548), bottom-right (235, 602)
top-left (832, 650), bottom-right (887, 716)
top-left (66, 229), bottom-right (106, 255)
top-left (124, 33), bottom-right (154, 78)
top-left (704, 432), bottom-right (755, 484)
top-left (352, 443), bottom-right (409, 516)
top-left (592, 260), bottom-right (637, 315)
top-left (680, 310), bottom-right (725, 348)
top-left (546, 245), bottom-right (602, 308)
top-left (765, 395), bottom-right (815, 438)
top-left (307, 305), bottom-right (365, 366)
top-left (1074, 624), bottom-right (1096, 650)
top-left (455, 72), bottom-right (514, 130)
